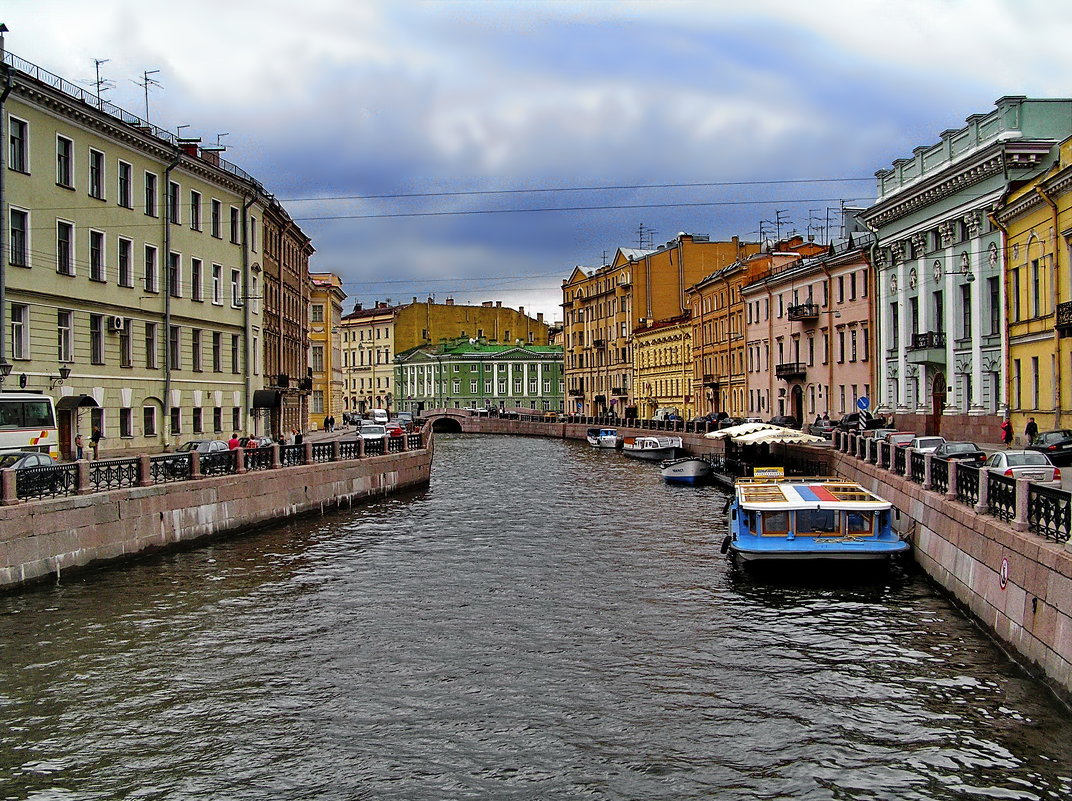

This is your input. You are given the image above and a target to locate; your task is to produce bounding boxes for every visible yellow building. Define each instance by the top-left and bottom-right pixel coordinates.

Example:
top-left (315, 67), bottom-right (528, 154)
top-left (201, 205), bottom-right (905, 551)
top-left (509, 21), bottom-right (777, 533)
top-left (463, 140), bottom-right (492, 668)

top-left (994, 136), bottom-right (1072, 440)
top-left (632, 315), bottom-right (693, 419)
top-left (309, 274), bottom-right (346, 428)
top-left (1, 49), bottom-right (271, 455)
top-left (338, 297), bottom-right (551, 415)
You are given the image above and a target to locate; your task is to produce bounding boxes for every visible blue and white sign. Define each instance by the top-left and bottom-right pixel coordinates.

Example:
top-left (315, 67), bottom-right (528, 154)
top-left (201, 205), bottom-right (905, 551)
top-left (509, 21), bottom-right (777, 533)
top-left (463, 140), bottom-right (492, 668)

top-left (857, 396), bottom-right (870, 411)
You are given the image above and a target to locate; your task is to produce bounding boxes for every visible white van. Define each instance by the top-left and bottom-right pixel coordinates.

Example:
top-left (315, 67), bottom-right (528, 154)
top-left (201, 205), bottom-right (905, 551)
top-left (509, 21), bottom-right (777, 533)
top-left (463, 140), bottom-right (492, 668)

top-left (370, 409), bottom-right (389, 424)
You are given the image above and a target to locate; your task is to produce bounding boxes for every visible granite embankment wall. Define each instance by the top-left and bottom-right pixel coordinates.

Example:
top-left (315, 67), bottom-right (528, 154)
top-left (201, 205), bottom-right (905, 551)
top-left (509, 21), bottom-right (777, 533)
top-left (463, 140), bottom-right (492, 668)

top-left (0, 443), bottom-right (433, 590)
top-left (826, 438), bottom-right (1072, 703)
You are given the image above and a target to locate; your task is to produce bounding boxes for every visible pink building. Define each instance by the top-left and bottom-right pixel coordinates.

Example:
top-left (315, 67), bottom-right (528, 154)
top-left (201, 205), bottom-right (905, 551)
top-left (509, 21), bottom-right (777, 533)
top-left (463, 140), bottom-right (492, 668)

top-left (742, 234), bottom-right (875, 425)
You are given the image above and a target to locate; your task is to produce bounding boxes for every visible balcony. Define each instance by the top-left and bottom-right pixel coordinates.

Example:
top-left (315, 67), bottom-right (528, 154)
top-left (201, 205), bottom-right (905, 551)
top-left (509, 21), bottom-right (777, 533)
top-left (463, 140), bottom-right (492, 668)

top-left (611, 387), bottom-right (626, 396)
top-left (1057, 300), bottom-right (1072, 331)
top-left (568, 389), bottom-right (584, 397)
top-left (592, 338), bottom-right (606, 348)
top-left (787, 302), bottom-right (820, 322)
top-left (775, 361), bottom-right (807, 379)
top-left (702, 374), bottom-right (719, 389)
top-left (906, 331), bottom-right (946, 366)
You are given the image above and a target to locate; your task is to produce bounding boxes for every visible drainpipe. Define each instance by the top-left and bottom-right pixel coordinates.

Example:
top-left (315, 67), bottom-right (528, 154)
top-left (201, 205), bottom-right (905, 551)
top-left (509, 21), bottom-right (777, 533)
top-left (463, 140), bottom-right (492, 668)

top-left (1035, 183), bottom-right (1062, 427)
top-left (162, 147), bottom-right (182, 447)
top-left (242, 194), bottom-right (255, 434)
top-left (860, 216), bottom-right (883, 418)
top-left (0, 53), bottom-right (13, 379)
top-left (987, 203), bottom-right (1011, 424)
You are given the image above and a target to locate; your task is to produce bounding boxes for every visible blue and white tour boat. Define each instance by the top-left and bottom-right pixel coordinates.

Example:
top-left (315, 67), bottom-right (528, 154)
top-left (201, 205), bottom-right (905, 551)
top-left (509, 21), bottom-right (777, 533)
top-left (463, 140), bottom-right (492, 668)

top-left (724, 477), bottom-right (909, 563)
top-left (622, 435), bottom-right (683, 461)
top-left (660, 456), bottom-right (713, 485)
top-left (586, 427), bottom-right (622, 449)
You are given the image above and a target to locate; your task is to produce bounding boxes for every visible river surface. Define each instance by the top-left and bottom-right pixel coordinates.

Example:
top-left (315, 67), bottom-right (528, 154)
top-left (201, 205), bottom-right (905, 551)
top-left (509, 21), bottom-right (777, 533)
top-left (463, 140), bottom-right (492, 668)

top-left (1, 434), bottom-right (1071, 800)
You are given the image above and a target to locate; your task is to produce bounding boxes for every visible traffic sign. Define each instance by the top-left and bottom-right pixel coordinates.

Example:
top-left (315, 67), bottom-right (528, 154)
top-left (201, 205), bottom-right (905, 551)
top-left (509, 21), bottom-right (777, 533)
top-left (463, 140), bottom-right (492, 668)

top-left (857, 396), bottom-right (870, 411)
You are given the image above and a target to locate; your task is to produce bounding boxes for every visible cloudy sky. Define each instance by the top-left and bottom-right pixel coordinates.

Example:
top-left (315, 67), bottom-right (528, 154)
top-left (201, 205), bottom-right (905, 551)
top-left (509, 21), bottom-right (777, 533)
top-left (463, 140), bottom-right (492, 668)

top-left (5, 0), bottom-right (1066, 321)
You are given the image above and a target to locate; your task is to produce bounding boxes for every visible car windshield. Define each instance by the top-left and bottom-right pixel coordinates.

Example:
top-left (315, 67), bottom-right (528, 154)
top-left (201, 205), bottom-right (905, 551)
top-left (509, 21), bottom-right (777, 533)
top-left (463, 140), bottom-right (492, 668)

top-left (1041, 431), bottom-right (1072, 442)
top-left (0, 454), bottom-right (25, 468)
top-left (176, 442), bottom-right (201, 452)
top-left (363, 426), bottom-right (386, 435)
top-left (889, 434), bottom-right (913, 443)
top-left (917, 438), bottom-right (943, 447)
top-left (1007, 453), bottom-right (1051, 466)
top-left (944, 443), bottom-right (976, 452)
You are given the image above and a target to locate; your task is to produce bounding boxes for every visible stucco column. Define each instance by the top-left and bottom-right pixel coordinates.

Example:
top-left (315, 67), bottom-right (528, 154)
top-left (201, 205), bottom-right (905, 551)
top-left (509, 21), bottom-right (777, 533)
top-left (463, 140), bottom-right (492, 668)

top-left (1012, 477), bottom-right (1030, 532)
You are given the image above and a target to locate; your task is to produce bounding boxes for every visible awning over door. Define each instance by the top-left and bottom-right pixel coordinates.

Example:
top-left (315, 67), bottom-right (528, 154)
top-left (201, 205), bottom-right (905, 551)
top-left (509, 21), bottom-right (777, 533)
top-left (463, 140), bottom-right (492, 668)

top-left (252, 389), bottom-right (283, 408)
top-left (55, 394), bottom-right (100, 410)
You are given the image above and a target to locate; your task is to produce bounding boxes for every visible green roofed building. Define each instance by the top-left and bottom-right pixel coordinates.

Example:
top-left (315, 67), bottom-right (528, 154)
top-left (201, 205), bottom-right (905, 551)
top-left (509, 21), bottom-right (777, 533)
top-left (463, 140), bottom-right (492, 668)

top-left (396, 339), bottom-right (564, 414)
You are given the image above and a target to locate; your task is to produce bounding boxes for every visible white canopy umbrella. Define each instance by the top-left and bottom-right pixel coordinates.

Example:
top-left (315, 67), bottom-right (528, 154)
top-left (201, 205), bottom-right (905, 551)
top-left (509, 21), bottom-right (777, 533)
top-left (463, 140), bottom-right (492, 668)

top-left (703, 422), bottom-right (781, 439)
top-left (733, 428), bottom-right (826, 445)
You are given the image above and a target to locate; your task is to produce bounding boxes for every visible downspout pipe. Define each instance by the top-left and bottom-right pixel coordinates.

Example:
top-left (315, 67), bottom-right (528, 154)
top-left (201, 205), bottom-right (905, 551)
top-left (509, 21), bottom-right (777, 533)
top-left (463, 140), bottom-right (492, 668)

top-left (242, 194), bottom-right (255, 434)
top-left (162, 148), bottom-right (182, 448)
top-left (987, 202), bottom-right (1011, 423)
top-left (1035, 184), bottom-right (1062, 427)
top-left (0, 60), bottom-right (13, 378)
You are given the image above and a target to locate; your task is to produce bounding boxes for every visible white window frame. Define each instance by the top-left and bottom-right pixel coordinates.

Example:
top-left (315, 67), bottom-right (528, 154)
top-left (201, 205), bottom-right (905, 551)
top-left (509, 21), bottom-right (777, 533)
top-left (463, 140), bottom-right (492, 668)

top-left (56, 135), bottom-right (73, 187)
top-left (56, 219), bottom-right (75, 276)
top-left (10, 303), bottom-right (28, 360)
top-left (8, 115), bottom-right (29, 173)
top-left (89, 229), bottom-right (106, 282)
top-left (9, 206), bottom-right (30, 267)
top-left (57, 309), bottom-right (73, 362)
top-left (89, 148), bottom-right (105, 200)
top-left (144, 245), bottom-right (159, 293)
top-left (212, 264), bottom-right (223, 304)
top-left (117, 160), bottom-right (133, 208)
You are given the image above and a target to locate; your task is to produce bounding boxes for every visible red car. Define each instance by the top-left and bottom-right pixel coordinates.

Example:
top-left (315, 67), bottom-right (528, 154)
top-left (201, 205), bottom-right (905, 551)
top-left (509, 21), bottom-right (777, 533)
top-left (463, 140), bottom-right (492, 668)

top-left (385, 422), bottom-right (405, 438)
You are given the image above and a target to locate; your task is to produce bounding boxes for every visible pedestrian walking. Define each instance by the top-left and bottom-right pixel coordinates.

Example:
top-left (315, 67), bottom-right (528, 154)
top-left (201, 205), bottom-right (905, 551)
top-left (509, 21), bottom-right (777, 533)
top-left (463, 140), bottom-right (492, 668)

top-left (1025, 417), bottom-right (1039, 443)
top-left (1000, 418), bottom-right (1013, 448)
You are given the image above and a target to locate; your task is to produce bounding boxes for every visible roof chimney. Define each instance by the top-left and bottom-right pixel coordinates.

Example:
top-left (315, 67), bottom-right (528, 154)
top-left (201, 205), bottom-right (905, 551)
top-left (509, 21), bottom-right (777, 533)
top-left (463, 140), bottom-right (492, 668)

top-left (518, 306), bottom-right (524, 315)
top-left (445, 296), bottom-right (454, 306)
top-left (496, 300), bottom-right (502, 308)
top-left (353, 302), bottom-right (363, 312)
top-left (537, 312), bottom-right (544, 323)
top-left (482, 301), bottom-right (493, 307)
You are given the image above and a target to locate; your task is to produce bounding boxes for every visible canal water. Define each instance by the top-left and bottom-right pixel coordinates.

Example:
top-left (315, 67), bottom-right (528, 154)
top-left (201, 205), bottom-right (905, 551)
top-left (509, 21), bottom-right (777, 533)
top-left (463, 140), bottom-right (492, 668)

top-left (1, 434), bottom-right (1071, 800)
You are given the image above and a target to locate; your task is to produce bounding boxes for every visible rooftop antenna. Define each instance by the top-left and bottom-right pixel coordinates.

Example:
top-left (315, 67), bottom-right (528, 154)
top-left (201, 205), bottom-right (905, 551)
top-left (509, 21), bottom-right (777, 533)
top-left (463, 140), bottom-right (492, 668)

top-left (774, 209), bottom-right (791, 241)
top-left (134, 69), bottom-right (161, 121)
top-left (602, 249), bottom-right (609, 267)
top-left (635, 222), bottom-right (656, 250)
top-left (81, 58), bottom-right (115, 109)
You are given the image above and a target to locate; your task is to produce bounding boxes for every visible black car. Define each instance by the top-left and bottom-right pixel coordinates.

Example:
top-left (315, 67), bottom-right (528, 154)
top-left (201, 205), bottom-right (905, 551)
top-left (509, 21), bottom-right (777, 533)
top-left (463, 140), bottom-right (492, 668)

top-left (933, 441), bottom-right (987, 463)
top-left (1027, 429), bottom-right (1072, 465)
top-left (0, 451), bottom-right (66, 497)
top-left (837, 412), bottom-right (887, 431)
top-left (768, 415), bottom-right (799, 429)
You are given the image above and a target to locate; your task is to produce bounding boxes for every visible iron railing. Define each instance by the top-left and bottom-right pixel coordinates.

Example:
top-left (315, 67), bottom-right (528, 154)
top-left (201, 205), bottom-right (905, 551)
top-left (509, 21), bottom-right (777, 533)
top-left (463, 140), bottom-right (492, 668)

top-left (1056, 300), bottom-right (1072, 330)
top-left (931, 457), bottom-right (949, 494)
top-left (16, 463), bottom-right (77, 500)
top-left (150, 453), bottom-right (192, 484)
top-left (987, 473), bottom-right (1016, 521)
top-left (908, 331), bottom-right (946, 351)
top-left (90, 458), bottom-right (140, 492)
top-left (200, 450), bottom-right (237, 476)
top-left (894, 447), bottom-right (906, 475)
top-left (910, 451), bottom-right (925, 483)
top-left (387, 437), bottom-right (404, 453)
top-left (340, 440), bottom-right (360, 460)
top-left (1028, 484), bottom-right (1071, 542)
top-left (364, 438), bottom-right (385, 457)
top-left (955, 465), bottom-right (980, 507)
top-left (245, 448), bottom-right (274, 472)
top-left (311, 443), bottom-right (334, 463)
top-left (279, 444), bottom-right (305, 467)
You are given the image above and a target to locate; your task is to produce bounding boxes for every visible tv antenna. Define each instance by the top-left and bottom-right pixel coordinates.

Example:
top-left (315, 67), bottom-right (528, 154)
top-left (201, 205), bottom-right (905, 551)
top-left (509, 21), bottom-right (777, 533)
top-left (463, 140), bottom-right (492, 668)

top-left (133, 69), bottom-right (161, 121)
top-left (81, 58), bottom-right (115, 109)
top-left (635, 222), bottom-right (656, 250)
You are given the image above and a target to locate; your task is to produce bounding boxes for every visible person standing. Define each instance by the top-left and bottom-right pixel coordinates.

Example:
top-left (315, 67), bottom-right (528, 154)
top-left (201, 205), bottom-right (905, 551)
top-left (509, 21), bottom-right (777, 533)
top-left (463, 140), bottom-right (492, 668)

top-left (1025, 417), bottom-right (1039, 443)
top-left (228, 432), bottom-right (240, 450)
top-left (90, 426), bottom-right (102, 460)
top-left (74, 433), bottom-right (84, 460)
top-left (1000, 418), bottom-right (1013, 448)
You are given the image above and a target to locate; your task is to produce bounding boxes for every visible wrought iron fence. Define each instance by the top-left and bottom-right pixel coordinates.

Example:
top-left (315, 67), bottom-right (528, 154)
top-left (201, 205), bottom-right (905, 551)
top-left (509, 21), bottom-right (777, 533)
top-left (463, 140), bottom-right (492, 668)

top-left (910, 451), bottom-right (925, 483)
top-left (987, 472), bottom-right (1016, 521)
top-left (90, 458), bottom-right (140, 492)
top-left (365, 438), bottom-right (385, 457)
top-left (279, 444), bottom-right (305, 467)
top-left (16, 463), bottom-right (77, 500)
top-left (150, 453), bottom-right (191, 484)
top-left (878, 444), bottom-right (891, 470)
top-left (311, 443), bottom-right (335, 463)
top-left (245, 448), bottom-right (274, 472)
top-left (931, 457), bottom-right (949, 494)
top-left (1028, 483), bottom-right (1072, 542)
top-left (893, 447), bottom-right (906, 475)
top-left (201, 450), bottom-right (238, 476)
top-left (407, 433), bottom-right (423, 450)
top-left (387, 436), bottom-right (404, 453)
top-left (956, 464), bottom-right (980, 507)
top-left (340, 440), bottom-right (360, 460)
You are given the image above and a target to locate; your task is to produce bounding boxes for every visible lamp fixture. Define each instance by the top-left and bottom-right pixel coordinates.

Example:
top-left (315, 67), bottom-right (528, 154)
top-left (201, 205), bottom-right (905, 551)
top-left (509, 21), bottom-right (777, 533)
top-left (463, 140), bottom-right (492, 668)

top-left (0, 358), bottom-right (12, 383)
top-left (49, 365), bottom-right (72, 389)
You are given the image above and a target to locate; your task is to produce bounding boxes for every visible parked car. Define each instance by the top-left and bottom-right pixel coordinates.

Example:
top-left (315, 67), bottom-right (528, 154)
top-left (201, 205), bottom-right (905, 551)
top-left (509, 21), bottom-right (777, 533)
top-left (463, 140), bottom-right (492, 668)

top-left (173, 439), bottom-right (231, 475)
top-left (807, 419), bottom-right (837, 439)
top-left (239, 436), bottom-right (273, 449)
top-left (384, 422), bottom-right (405, 438)
top-left (1027, 429), bottom-right (1072, 466)
top-left (984, 450), bottom-right (1062, 484)
top-left (837, 412), bottom-right (888, 431)
top-left (865, 428), bottom-right (898, 440)
top-left (359, 424), bottom-right (387, 441)
top-left (176, 439), bottom-right (229, 455)
top-left (886, 432), bottom-right (917, 449)
top-left (0, 451), bottom-right (64, 495)
top-left (768, 415), bottom-right (799, 429)
top-left (908, 436), bottom-right (946, 454)
top-left (395, 412), bottom-right (414, 426)
top-left (932, 441), bottom-right (986, 463)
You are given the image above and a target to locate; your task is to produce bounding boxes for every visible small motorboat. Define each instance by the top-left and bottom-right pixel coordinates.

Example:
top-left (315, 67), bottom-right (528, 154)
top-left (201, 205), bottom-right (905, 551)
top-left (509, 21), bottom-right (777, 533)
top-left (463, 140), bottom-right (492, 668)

top-left (724, 476), bottom-right (909, 564)
top-left (660, 456), bottom-right (712, 485)
top-left (586, 427), bottom-right (622, 448)
top-left (622, 435), bottom-right (683, 461)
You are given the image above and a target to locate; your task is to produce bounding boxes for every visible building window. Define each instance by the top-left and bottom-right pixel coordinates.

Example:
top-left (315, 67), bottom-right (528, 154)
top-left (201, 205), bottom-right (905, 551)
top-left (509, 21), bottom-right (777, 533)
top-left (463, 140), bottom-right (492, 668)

top-left (145, 322), bottom-right (158, 369)
top-left (144, 245), bottom-right (158, 292)
top-left (170, 407), bottom-right (181, 436)
top-left (250, 216), bottom-right (257, 252)
top-left (312, 391), bottom-right (324, 415)
top-left (192, 329), bottom-right (203, 371)
top-left (211, 199), bottom-right (221, 238)
top-left (118, 161), bottom-right (132, 208)
top-left (1031, 258), bottom-right (1042, 317)
top-left (90, 230), bottom-right (105, 282)
top-left (56, 221), bottom-right (74, 275)
top-left (311, 345), bottom-right (324, 373)
top-left (168, 181), bottom-right (180, 225)
top-left (119, 321), bottom-right (132, 368)
top-left (9, 208), bottom-right (28, 266)
top-left (143, 406), bottom-right (157, 437)
top-left (190, 190), bottom-right (202, 230)
top-left (232, 407), bottom-right (240, 432)
top-left (144, 171), bottom-right (158, 216)
top-left (57, 310), bottom-right (72, 362)
top-left (90, 314), bottom-right (104, 365)
top-left (988, 277), bottom-right (1000, 335)
top-left (169, 252), bottom-right (182, 298)
top-left (212, 264), bottom-right (222, 304)
top-left (231, 269), bottom-right (241, 307)
top-left (169, 325), bottom-right (181, 370)
top-left (231, 334), bottom-right (240, 373)
top-left (9, 117), bottom-right (28, 173)
top-left (311, 304), bottom-right (324, 323)
top-left (10, 303), bottom-right (28, 360)
top-left (56, 136), bottom-right (73, 187)
top-left (850, 328), bottom-right (857, 362)
top-left (213, 406), bottom-right (223, 432)
top-left (961, 284), bottom-right (972, 339)
top-left (192, 407), bottom-right (203, 434)
top-left (89, 149), bottom-right (105, 199)
top-left (118, 238), bottom-right (133, 287)
top-left (191, 258), bottom-right (203, 301)
top-left (120, 408), bottom-right (133, 438)
top-left (212, 332), bottom-right (222, 372)
top-left (229, 206), bottom-right (240, 244)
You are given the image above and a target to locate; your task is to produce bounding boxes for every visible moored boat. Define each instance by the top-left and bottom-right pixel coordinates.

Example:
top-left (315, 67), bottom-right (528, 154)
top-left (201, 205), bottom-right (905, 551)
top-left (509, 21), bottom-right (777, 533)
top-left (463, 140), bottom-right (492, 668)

top-left (660, 456), bottom-right (712, 485)
top-left (585, 427), bottom-right (622, 448)
top-left (622, 435), bottom-right (683, 461)
top-left (724, 477), bottom-right (908, 563)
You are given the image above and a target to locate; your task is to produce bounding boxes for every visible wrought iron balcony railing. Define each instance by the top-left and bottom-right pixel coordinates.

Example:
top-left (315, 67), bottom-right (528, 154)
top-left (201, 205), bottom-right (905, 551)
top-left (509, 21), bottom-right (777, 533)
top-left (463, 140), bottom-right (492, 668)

top-left (1057, 300), bottom-right (1072, 330)
top-left (787, 302), bottom-right (820, 321)
top-left (775, 361), bottom-right (807, 379)
top-left (907, 331), bottom-right (946, 351)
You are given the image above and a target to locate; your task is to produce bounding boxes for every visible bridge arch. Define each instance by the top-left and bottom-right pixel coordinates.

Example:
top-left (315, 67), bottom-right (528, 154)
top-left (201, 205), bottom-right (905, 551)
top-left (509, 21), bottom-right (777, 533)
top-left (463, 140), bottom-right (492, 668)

top-left (420, 409), bottom-right (470, 433)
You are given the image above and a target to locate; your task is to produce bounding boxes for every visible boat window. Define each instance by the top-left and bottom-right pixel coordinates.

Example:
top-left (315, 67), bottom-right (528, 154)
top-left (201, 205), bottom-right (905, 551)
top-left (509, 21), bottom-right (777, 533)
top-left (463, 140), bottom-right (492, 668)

top-left (847, 512), bottom-right (873, 533)
top-left (762, 511), bottom-right (789, 535)
top-left (796, 509), bottom-right (840, 534)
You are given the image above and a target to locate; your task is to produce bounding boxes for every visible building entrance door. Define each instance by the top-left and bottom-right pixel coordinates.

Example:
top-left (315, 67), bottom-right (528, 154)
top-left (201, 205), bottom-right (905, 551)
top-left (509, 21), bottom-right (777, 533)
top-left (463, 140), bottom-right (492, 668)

top-left (929, 372), bottom-right (946, 436)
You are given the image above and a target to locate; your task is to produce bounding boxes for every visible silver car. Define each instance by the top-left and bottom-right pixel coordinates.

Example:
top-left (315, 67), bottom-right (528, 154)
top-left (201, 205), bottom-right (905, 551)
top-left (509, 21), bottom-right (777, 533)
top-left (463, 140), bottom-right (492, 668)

top-left (908, 436), bottom-right (946, 453)
top-left (359, 424), bottom-right (387, 441)
top-left (984, 450), bottom-right (1061, 484)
